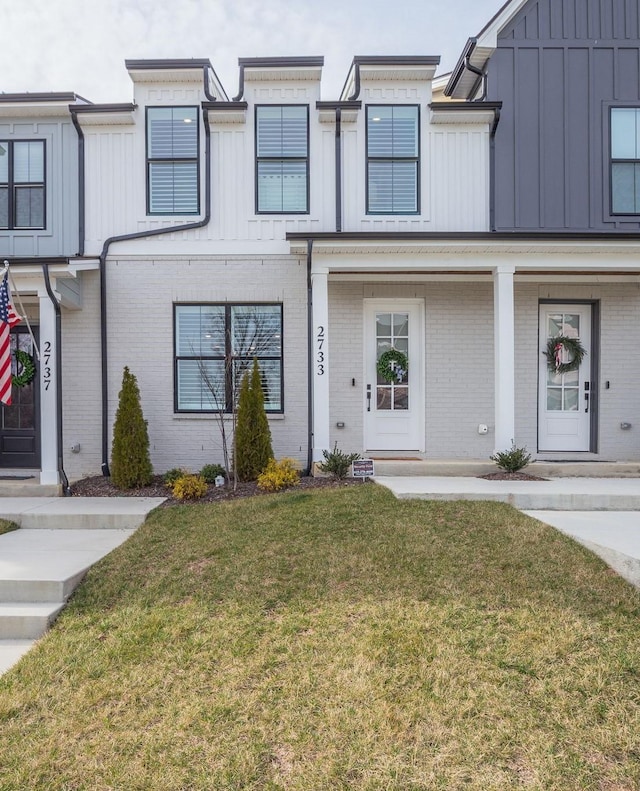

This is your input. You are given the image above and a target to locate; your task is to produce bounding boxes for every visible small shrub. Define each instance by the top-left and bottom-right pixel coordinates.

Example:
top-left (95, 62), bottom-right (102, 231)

top-left (257, 458), bottom-right (300, 492)
top-left (110, 367), bottom-right (153, 489)
top-left (163, 468), bottom-right (185, 488)
top-left (171, 474), bottom-right (208, 500)
top-left (234, 359), bottom-right (274, 482)
top-left (200, 463), bottom-right (226, 484)
top-left (490, 442), bottom-right (532, 473)
top-left (318, 443), bottom-right (360, 480)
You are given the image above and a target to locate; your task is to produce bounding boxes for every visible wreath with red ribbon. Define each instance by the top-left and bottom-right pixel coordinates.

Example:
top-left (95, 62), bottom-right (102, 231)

top-left (543, 335), bottom-right (586, 375)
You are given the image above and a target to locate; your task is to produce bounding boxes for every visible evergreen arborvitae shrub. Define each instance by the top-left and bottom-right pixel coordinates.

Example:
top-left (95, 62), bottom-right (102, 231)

top-left (110, 366), bottom-right (153, 488)
top-left (234, 359), bottom-right (273, 482)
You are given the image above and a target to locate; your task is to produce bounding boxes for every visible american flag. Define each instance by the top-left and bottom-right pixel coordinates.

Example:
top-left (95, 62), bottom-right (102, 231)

top-left (0, 271), bottom-right (22, 406)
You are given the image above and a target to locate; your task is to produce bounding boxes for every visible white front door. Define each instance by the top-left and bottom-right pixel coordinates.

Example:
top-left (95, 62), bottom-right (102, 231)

top-left (364, 300), bottom-right (424, 452)
top-left (538, 304), bottom-right (592, 452)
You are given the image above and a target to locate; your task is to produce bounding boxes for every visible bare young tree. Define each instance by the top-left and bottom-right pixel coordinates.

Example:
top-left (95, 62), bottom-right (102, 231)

top-left (192, 305), bottom-right (281, 490)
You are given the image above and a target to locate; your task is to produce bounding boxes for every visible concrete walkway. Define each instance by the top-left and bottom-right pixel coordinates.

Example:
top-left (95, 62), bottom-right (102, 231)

top-left (0, 497), bottom-right (165, 675)
top-left (374, 476), bottom-right (640, 589)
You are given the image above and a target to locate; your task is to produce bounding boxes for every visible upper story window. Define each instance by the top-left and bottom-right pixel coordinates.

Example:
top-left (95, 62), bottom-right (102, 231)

top-left (146, 107), bottom-right (199, 215)
top-left (611, 108), bottom-right (640, 214)
top-left (0, 140), bottom-right (45, 230)
top-left (366, 105), bottom-right (419, 214)
top-left (256, 105), bottom-right (309, 213)
top-left (174, 303), bottom-right (283, 413)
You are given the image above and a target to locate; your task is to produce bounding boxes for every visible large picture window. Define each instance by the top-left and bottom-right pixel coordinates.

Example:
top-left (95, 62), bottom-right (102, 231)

top-left (256, 105), bottom-right (309, 213)
top-left (147, 107), bottom-right (199, 215)
top-left (611, 107), bottom-right (640, 214)
top-left (0, 140), bottom-right (45, 230)
top-left (366, 105), bottom-right (419, 214)
top-left (175, 304), bottom-right (283, 413)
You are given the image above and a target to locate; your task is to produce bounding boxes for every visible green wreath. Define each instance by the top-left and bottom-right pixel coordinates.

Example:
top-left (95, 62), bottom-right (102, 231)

top-left (12, 349), bottom-right (36, 388)
top-left (377, 349), bottom-right (409, 383)
top-left (543, 335), bottom-right (586, 375)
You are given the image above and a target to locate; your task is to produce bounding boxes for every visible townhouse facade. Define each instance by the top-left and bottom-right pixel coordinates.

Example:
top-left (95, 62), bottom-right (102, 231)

top-left (2, 0), bottom-right (640, 488)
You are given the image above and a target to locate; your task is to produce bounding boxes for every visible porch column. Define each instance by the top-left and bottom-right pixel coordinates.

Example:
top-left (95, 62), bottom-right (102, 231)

top-left (311, 266), bottom-right (330, 464)
top-left (38, 291), bottom-right (59, 485)
top-left (493, 265), bottom-right (516, 453)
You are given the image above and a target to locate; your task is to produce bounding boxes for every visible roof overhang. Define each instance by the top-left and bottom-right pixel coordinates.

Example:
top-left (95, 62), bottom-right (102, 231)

top-left (445, 0), bottom-right (531, 99)
top-left (429, 101), bottom-right (501, 125)
top-left (125, 59), bottom-right (228, 100)
top-left (0, 93), bottom-right (91, 118)
top-left (71, 103), bottom-right (137, 125)
top-left (239, 56), bottom-right (324, 83)
top-left (341, 56), bottom-right (440, 100)
top-left (288, 232), bottom-right (640, 274)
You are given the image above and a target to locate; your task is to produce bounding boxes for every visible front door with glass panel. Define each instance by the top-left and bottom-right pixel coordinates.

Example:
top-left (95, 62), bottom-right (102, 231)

top-left (364, 301), bottom-right (424, 452)
top-left (538, 304), bottom-right (592, 452)
top-left (0, 327), bottom-right (39, 468)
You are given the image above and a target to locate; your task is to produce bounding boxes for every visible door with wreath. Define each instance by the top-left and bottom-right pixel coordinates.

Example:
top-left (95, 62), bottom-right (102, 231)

top-left (538, 304), bottom-right (592, 452)
top-left (364, 300), bottom-right (424, 452)
top-left (0, 326), bottom-right (39, 468)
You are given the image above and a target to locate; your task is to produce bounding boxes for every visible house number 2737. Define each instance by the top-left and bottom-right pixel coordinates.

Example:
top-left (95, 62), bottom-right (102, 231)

top-left (316, 325), bottom-right (325, 375)
top-left (42, 341), bottom-right (52, 391)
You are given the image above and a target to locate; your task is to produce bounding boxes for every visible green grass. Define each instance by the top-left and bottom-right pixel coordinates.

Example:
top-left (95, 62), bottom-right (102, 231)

top-left (0, 485), bottom-right (639, 790)
top-left (0, 518), bottom-right (18, 536)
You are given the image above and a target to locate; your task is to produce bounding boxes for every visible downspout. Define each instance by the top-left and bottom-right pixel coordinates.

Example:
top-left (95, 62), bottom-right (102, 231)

top-left (69, 109), bottom-right (85, 256)
top-left (335, 108), bottom-right (342, 232)
top-left (465, 53), bottom-right (487, 101)
top-left (202, 65), bottom-right (217, 102)
top-left (347, 62), bottom-right (361, 101)
top-left (306, 239), bottom-right (314, 475)
top-left (42, 265), bottom-right (71, 495)
top-left (489, 107), bottom-right (501, 231)
top-left (98, 108), bottom-right (212, 476)
top-left (232, 62), bottom-right (246, 102)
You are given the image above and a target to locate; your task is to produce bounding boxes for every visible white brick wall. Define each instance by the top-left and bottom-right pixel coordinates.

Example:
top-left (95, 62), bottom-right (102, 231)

top-left (61, 270), bottom-right (102, 480)
top-left (59, 270), bottom-right (640, 478)
top-left (104, 256), bottom-right (309, 474)
top-left (327, 280), bottom-right (640, 461)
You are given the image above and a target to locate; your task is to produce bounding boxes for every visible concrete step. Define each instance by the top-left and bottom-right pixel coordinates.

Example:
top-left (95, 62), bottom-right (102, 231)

top-left (0, 639), bottom-right (36, 674)
top-left (0, 570), bottom-right (88, 603)
top-left (0, 602), bottom-right (65, 639)
top-left (371, 459), bottom-right (640, 478)
top-left (0, 497), bottom-right (165, 530)
top-left (375, 477), bottom-right (640, 510)
top-left (0, 471), bottom-right (62, 497)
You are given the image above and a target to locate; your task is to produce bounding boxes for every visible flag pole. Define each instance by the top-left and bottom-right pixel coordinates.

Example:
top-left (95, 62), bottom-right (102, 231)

top-left (2, 261), bottom-right (40, 361)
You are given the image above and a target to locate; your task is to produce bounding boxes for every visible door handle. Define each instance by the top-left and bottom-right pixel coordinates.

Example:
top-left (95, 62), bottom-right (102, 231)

top-left (584, 381), bottom-right (590, 414)
top-left (366, 384), bottom-right (371, 412)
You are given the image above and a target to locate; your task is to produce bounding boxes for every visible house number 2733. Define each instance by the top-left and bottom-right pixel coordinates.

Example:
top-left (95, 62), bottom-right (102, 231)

top-left (316, 325), bottom-right (325, 375)
top-left (42, 341), bottom-right (52, 391)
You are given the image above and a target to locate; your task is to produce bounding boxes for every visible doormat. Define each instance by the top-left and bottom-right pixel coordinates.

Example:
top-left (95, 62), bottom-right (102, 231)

top-left (0, 475), bottom-right (36, 480)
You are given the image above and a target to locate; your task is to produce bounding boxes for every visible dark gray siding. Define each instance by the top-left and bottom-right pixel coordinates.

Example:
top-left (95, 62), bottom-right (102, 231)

top-left (488, 0), bottom-right (640, 231)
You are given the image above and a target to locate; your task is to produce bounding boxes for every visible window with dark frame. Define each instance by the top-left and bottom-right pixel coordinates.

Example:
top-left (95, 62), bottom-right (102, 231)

top-left (611, 107), bottom-right (640, 215)
top-left (0, 140), bottom-right (45, 230)
top-left (256, 105), bottom-right (309, 213)
top-left (175, 304), bottom-right (283, 413)
top-left (366, 105), bottom-right (419, 214)
top-left (146, 107), bottom-right (199, 215)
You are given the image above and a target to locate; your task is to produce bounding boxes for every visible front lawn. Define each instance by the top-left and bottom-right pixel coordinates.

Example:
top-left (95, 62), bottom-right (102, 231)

top-left (0, 485), bottom-right (638, 790)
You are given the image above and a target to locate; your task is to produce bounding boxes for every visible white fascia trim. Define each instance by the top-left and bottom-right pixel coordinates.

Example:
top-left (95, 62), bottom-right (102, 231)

top-left (477, 0), bottom-right (531, 49)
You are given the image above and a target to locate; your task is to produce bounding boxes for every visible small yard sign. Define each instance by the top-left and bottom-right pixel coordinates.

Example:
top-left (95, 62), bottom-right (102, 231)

top-left (352, 458), bottom-right (375, 479)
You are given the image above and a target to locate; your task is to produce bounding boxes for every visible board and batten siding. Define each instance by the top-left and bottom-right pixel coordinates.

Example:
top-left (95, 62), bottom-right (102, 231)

top-left (489, 0), bottom-right (640, 231)
top-left (0, 120), bottom-right (79, 257)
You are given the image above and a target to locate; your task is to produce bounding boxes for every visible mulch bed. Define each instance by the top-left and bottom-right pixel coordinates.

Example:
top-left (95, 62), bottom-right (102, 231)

top-left (70, 474), bottom-right (364, 505)
top-left (480, 471), bottom-right (548, 481)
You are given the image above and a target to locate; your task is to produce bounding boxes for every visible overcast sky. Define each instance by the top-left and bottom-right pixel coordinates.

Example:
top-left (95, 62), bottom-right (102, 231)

top-left (1, 0), bottom-right (501, 103)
